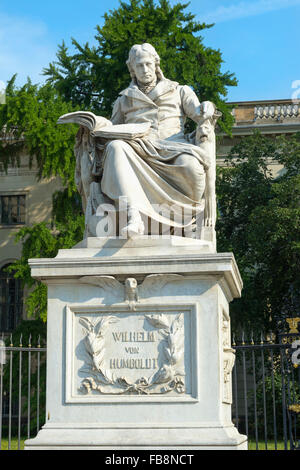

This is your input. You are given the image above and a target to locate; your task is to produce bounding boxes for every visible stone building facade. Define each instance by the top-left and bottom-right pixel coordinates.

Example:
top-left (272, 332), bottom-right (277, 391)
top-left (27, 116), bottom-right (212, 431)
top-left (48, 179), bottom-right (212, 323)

top-left (218, 99), bottom-right (300, 177)
top-left (0, 154), bottom-right (61, 332)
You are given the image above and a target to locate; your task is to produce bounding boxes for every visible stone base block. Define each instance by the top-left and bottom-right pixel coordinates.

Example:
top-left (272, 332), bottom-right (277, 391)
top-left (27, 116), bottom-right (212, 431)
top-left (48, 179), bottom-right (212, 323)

top-left (25, 424), bottom-right (247, 450)
top-left (25, 237), bottom-right (247, 451)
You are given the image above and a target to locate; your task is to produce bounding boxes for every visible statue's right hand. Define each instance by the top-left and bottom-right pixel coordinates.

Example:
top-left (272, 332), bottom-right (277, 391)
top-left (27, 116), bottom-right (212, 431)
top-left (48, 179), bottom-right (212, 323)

top-left (201, 101), bottom-right (215, 120)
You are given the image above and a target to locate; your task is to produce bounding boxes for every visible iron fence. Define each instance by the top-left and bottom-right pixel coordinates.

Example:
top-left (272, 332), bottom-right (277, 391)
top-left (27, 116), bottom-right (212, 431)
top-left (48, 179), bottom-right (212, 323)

top-left (0, 330), bottom-right (299, 450)
top-left (0, 334), bottom-right (46, 450)
top-left (232, 332), bottom-right (300, 450)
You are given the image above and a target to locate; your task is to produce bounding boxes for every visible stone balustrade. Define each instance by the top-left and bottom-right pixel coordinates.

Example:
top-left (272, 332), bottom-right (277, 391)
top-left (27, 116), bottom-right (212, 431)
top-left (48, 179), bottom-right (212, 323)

top-left (254, 102), bottom-right (300, 120)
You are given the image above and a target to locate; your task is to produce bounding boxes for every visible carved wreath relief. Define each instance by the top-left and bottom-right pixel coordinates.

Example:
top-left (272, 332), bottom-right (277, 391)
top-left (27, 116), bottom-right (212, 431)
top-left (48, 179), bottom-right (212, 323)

top-left (78, 312), bottom-right (185, 396)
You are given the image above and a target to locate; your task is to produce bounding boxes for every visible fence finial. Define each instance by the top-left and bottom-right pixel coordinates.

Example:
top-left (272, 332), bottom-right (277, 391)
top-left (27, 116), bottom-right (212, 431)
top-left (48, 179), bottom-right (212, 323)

top-left (28, 334), bottom-right (32, 348)
top-left (242, 330), bottom-right (245, 345)
top-left (260, 332), bottom-right (264, 345)
top-left (269, 331), bottom-right (274, 344)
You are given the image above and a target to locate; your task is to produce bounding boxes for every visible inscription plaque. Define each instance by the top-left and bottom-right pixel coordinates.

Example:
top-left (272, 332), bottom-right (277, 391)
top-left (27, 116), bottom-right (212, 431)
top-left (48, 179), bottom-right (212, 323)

top-left (66, 305), bottom-right (197, 402)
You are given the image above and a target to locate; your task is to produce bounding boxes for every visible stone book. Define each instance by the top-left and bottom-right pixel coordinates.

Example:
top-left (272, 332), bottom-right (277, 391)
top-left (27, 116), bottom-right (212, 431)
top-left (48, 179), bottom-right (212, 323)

top-left (57, 111), bottom-right (151, 139)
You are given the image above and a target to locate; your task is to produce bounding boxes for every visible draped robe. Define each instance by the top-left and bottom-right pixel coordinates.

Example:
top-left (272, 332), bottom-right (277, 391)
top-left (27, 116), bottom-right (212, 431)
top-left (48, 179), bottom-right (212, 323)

top-left (96, 78), bottom-right (213, 228)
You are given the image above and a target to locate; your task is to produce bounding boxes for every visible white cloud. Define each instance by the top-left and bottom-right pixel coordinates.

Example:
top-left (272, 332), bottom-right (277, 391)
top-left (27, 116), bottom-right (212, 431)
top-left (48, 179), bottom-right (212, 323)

top-left (202, 0), bottom-right (300, 23)
top-left (0, 12), bottom-right (56, 86)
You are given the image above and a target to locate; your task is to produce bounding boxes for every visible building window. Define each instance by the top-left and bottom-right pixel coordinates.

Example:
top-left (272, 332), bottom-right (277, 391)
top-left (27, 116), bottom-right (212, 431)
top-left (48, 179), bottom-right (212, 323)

top-left (0, 195), bottom-right (26, 225)
top-left (0, 264), bottom-right (23, 332)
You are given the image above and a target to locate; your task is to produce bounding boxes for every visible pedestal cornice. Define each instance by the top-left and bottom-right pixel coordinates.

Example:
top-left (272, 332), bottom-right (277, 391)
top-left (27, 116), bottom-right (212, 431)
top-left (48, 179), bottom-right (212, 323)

top-left (29, 237), bottom-right (243, 300)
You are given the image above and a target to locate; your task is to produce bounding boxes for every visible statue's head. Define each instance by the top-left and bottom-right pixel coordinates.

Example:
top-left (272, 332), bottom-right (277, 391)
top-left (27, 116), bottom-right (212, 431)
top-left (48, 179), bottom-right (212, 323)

top-left (126, 43), bottom-right (164, 84)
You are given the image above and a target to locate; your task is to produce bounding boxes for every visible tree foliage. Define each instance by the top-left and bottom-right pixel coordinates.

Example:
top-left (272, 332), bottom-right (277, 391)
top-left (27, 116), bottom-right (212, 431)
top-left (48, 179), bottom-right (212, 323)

top-left (43, 0), bottom-right (237, 133)
top-left (217, 132), bottom-right (300, 333)
top-left (9, 193), bottom-right (85, 322)
top-left (0, 78), bottom-right (85, 322)
top-left (0, 76), bottom-right (78, 189)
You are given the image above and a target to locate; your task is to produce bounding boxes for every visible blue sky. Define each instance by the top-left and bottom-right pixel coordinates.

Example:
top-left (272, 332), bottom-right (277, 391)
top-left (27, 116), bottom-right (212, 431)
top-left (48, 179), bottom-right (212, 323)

top-left (0, 0), bottom-right (299, 102)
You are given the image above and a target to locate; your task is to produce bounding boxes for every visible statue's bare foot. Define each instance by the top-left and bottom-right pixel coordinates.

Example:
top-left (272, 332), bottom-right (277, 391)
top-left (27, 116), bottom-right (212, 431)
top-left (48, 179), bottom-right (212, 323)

top-left (121, 208), bottom-right (145, 238)
top-left (122, 220), bottom-right (145, 238)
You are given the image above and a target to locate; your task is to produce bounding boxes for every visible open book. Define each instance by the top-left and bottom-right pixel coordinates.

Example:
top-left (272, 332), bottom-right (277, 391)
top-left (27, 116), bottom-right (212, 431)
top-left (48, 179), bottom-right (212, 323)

top-left (57, 111), bottom-right (151, 140)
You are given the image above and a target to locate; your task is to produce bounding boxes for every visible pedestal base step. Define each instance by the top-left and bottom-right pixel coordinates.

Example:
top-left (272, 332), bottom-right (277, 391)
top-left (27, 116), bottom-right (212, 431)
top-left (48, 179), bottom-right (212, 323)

top-left (25, 424), bottom-right (248, 450)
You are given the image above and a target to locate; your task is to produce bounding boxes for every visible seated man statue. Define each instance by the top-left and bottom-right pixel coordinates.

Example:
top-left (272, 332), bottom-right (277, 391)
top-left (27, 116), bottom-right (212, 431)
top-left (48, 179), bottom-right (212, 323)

top-left (71, 43), bottom-right (220, 240)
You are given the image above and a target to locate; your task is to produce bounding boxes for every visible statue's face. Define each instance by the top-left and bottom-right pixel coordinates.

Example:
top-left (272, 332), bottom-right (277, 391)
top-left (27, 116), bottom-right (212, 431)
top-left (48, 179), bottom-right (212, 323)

top-left (132, 51), bottom-right (156, 85)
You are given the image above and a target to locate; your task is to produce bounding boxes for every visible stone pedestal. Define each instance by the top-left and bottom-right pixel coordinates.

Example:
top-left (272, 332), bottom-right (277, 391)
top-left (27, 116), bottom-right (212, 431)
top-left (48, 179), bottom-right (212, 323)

top-left (24, 236), bottom-right (247, 450)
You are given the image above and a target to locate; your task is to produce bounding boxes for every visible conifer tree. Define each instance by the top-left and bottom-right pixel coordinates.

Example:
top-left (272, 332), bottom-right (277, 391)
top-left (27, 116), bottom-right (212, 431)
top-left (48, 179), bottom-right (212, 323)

top-left (43, 0), bottom-right (237, 133)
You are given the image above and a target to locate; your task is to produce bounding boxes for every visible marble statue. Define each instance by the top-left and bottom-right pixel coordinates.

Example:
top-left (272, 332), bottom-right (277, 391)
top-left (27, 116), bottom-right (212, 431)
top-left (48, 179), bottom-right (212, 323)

top-left (26, 45), bottom-right (247, 451)
top-left (66, 43), bottom-right (221, 239)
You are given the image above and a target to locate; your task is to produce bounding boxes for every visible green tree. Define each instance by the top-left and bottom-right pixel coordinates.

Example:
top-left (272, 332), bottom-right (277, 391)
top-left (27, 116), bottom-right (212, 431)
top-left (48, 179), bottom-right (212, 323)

top-left (0, 76), bottom-right (78, 188)
top-left (247, 134), bottom-right (300, 329)
top-left (0, 78), bottom-right (85, 321)
top-left (43, 0), bottom-right (237, 133)
top-left (217, 132), bottom-right (300, 334)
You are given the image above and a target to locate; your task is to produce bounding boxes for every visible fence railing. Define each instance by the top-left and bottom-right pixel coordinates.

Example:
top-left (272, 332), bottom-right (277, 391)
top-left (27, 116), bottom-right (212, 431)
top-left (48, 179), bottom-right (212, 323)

top-left (0, 331), bottom-right (299, 450)
top-left (232, 333), bottom-right (300, 450)
top-left (0, 335), bottom-right (46, 450)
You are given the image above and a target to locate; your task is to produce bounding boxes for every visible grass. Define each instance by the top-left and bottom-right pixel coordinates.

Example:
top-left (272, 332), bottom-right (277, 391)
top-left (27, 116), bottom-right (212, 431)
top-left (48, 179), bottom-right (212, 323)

top-left (0, 438), bottom-right (25, 450)
top-left (248, 440), bottom-right (291, 450)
